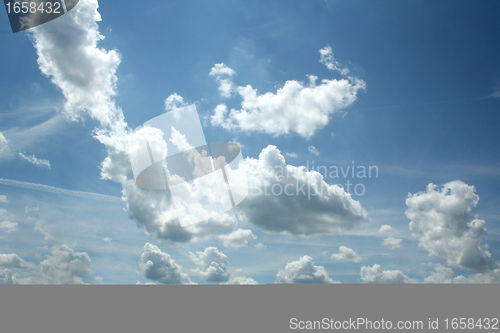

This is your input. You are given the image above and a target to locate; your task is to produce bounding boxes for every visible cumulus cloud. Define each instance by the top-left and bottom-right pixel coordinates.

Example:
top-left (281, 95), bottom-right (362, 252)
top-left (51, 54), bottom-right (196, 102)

top-left (0, 269), bottom-right (15, 285)
top-left (0, 254), bottom-right (28, 269)
top-left (18, 152), bottom-right (51, 169)
top-left (424, 264), bottom-right (500, 284)
top-left (319, 45), bottom-right (349, 75)
top-left (308, 146), bottom-right (320, 156)
top-left (382, 237), bottom-right (403, 250)
top-left (140, 243), bottom-right (193, 285)
top-left (0, 221), bottom-right (18, 233)
top-left (360, 264), bottom-right (418, 284)
top-left (164, 93), bottom-right (190, 117)
top-left (28, 1), bottom-right (364, 246)
top-left (378, 224), bottom-right (395, 236)
top-left (0, 195), bottom-right (7, 203)
top-left (101, 127), bottom-right (239, 243)
top-left (406, 181), bottom-right (493, 271)
top-left (277, 255), bottom-right (339, 284)
top-left (210, 48), bottom-right (364, 138)
top-left (331, 246), bottom-right (364, 263)
top-left (29, 1), bottom-right (239, 244)
top-left (191, 247), bottom-right (256, 284)
top-left (191, 247), bottom-right (231, 283)
top-left (31, 0), bottom-right (124, 131)
top-left (237, 145), bottom-right (368, 236)
top-left (285, 152), bottom-right (298, 158)
top-left (218, 228), bottom-right (257, 248)
top-left (223, 274), bottom-right (258, 285)
top-left (211, 74), bottom-right (365, 138)
top-left (210, 63), bottom-right (236, 98)
top-left (40, 245), bottom-right (92, 284)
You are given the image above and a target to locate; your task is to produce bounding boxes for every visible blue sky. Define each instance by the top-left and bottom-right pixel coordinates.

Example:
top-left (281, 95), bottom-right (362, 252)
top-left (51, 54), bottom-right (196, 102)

top-left (0, 0), bottom-right (499, 284)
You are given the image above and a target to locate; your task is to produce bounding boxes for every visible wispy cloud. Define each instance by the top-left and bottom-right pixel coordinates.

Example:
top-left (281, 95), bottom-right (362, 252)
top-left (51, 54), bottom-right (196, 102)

top-left (0, 178), bottom-right (122, 203)
top-left (18, 152), bottom-right (51, 169)
top-left (308, 146), bottom-right (320, 156)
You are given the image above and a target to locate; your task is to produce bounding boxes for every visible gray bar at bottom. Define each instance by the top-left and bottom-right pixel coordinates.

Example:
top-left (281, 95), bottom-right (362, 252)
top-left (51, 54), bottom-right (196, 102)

top-left (0, 285), bottom-right (497, 332)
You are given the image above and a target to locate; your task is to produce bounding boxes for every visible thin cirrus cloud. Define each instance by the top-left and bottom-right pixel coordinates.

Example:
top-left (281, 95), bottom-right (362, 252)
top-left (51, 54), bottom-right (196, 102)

top-left (0, 178), bottom-right (122, 203)
top-left (18, 152), bottom-right (51, 169)
top-left (308, 145), bottom-right (320, 156)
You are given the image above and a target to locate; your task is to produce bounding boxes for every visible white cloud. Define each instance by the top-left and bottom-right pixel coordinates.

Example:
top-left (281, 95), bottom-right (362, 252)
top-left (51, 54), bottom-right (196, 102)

top-left (191, 247), bottom-right (230, 283)
top-left (210, 63), bottom-right (236, 98)
top-left (0, 195), bottom-right (7, 203)
top-left (490, 86), bottom-right (500, 98)
top-left (31, 0), bottom-right (125, 131)
top-left (211, 74), bottom-right (365, 138)
top-left (210, 49), bottom-right (364, 139)
top-left (140, 243), bottom-right (193, 285)
top-left (382, 237), bottom-right (403, 250)
top-left (27, 1), bottom-right (364, 246)
top-left (0, 254), bottom-right (28, 269)
top-left (285, 152), bottom-right (298, 158)
top-left (0, 269), bottom-right (15, 285)
top-left (28, 1), bottom-right (242, 245)
top-left (237, 145), bottom-right (368, 236)
top-left (103, 237), bottom-right (112, 243)
top-left (378, 224), bottom-right (395, 236)
top-left (453, 270), bottom-right (500, 283)
top-left (308, 146), bottom-right (320, 156)
top-left (406, 181), bottom-right (493, 271)
top-left (98, 101), bottom-right (240, 244)
top-left (331, 246), bottom-right (363, 263)
top-left (424, 264), bottom-right (500, 284)
top-left (191, 247), bottom-right (256, 284)
top-left (0, 221), bottom-right (19, 233)
top-left (218, 228), bottom-right (257, 248)
top-left (164, 93), bottom-right (189, 117)
top-left (277, 256), bottom-right (339, 284)
top-left (223, 274), bottom-right (258, 285)
top-left (210, 63), bottom-right (236, 77)
top-left (360, 264), bottom-right (418, 284)
top-left (255, 242), bottom-right (267, 250)
top-left (0, 132), bottom-right (14, 160)
top-left (40, 245), bottom-right (92, 284)
top-left (18, 152), bottom-right (51, 169)
top-left (319, 45), bottom-right (350, 75)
